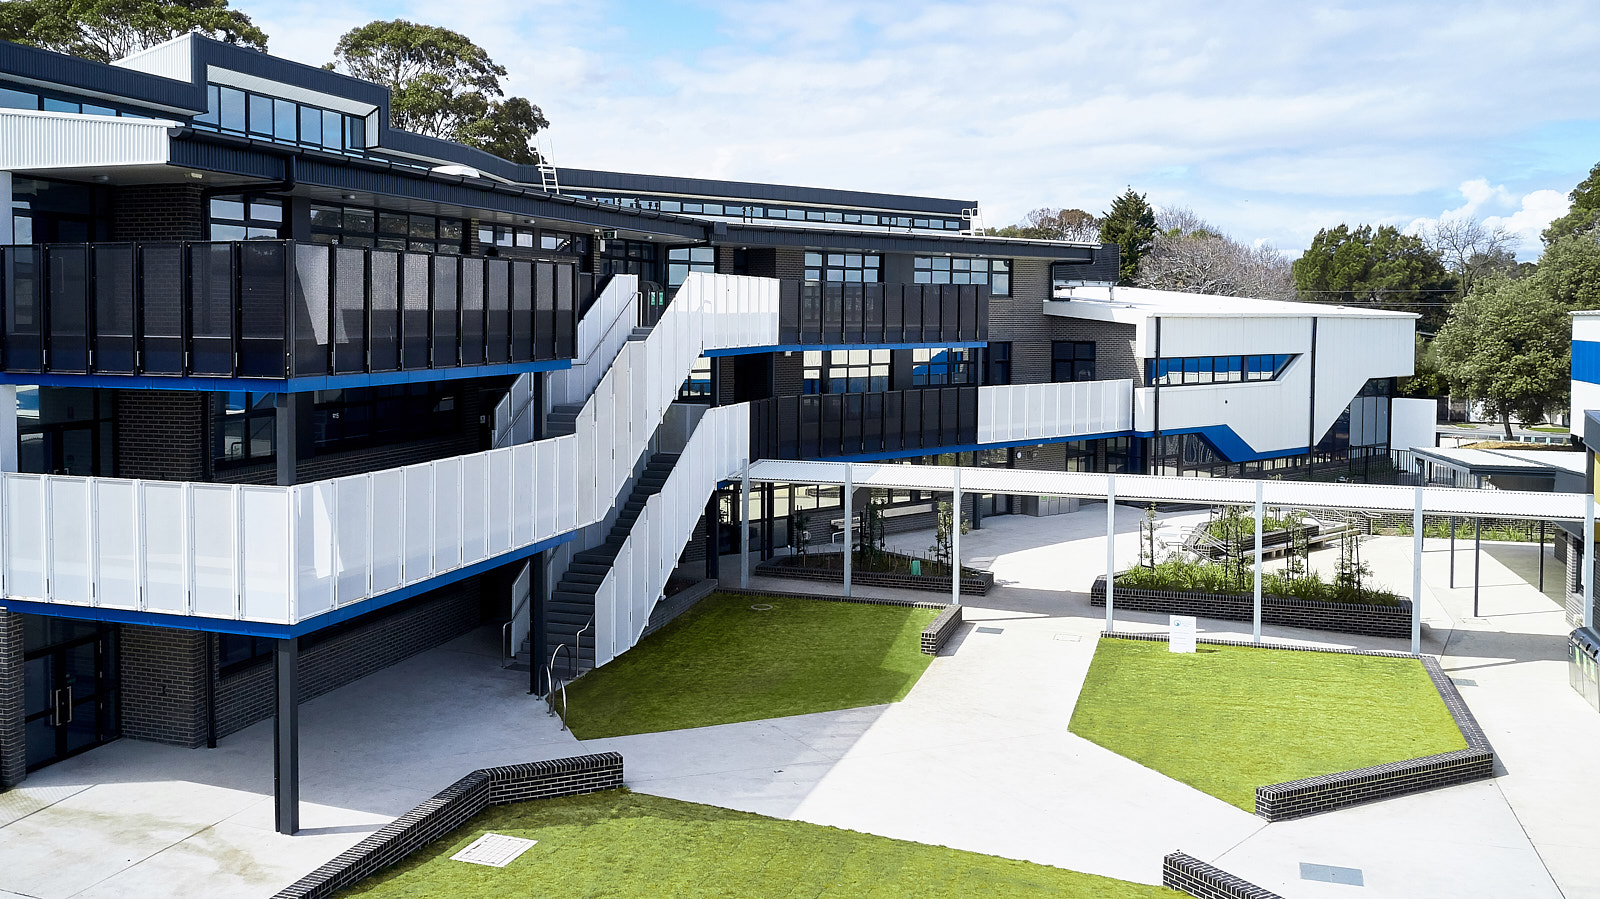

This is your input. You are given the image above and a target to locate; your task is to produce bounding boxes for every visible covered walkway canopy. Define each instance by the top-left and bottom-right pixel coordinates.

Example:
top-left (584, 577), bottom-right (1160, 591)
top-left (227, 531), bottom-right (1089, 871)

top-left (739, 460), bottom-right (1596, 654)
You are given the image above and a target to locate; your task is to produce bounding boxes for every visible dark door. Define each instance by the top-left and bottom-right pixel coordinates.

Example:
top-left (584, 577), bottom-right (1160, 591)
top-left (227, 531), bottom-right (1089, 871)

top-left (23, 624), bottom-right (118, 771)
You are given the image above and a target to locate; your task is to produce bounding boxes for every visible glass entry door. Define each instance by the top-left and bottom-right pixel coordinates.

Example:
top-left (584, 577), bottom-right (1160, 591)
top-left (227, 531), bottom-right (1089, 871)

top-left (23, 622), bottom-right (118, 771)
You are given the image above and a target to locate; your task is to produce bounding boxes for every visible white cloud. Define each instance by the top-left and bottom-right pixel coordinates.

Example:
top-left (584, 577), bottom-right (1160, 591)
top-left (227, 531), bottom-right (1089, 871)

top-left (1485, 190), bottom-right (1571, 254)
top-left (1403, 180), bottom-right (1570, 259)
top-left (253, 0), bottom-right (1600, 258)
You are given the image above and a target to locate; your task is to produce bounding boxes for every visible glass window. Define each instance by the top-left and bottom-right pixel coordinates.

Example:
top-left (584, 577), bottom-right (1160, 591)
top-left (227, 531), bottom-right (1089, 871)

top-left (912, 257), bottom-right (1010, 294)
top-left (299, 104), bottom-right (321, 145)
top-left (803, 349), bottom-right (888, 394)
top-left (912, 347), bottom-right (974, 387)
top-left (806, 252), bottom-right (881, 283)
top-left (273, 98), bottom-right (297, 141)
top-left (322, 109), bottom-right (342, 150)
top-left (1147, 354), bottom-right (1298, 387)
top-left (42, 97), bottom-right (79, 113)
top-left (219, 86), bottom-right (247, 132)
top-left (346, 114), bottom-right (365, 149)
top-left (985, 342), bottom-right (1012, 385)
top-left (0, 85), bottom-right (39, 110)
top-left (679, 356), bottom-right (713, 401)
top-left (248, 93), bottom-right (273, 135)
top-left (1052, 341), bottom-right (1096, 382)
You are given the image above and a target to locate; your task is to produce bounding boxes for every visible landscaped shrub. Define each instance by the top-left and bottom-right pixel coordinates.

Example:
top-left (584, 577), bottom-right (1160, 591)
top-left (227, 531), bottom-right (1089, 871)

top-left (1115, 557), bottom-right (1402, 607)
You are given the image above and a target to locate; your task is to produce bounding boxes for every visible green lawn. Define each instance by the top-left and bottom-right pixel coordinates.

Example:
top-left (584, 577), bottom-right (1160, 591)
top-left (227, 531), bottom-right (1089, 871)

top-left (563, 592), bottom-right (938, 739)
top-left (335, 789), bottom-right (1178, 898)
top-left (1068, 638), bottom-right (1467, 812)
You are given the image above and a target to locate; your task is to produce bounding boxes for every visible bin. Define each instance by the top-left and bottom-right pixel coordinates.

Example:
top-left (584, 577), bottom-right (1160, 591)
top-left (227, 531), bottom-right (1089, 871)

top-left (1570, 627), bottom-right (1600, 713)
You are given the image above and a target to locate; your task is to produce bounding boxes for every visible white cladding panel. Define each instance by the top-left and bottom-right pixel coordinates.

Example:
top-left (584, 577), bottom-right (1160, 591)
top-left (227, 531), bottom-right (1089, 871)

top-left (111, 35), bottom-right (195, 82)
top-left (1572, 314), bottom-right (1600, 345)
top-left (1391, 398), bottom-right (1439, 452)
top-left (1154, 315), bottom-right (1312, 359)
top-left (0, 109), bottom-right (174, 170)
top-left (1572, 380), bottom-right (1600, 438)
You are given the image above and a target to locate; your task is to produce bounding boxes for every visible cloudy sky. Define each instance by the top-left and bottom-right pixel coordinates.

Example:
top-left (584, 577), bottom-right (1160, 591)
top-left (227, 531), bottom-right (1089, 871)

top-left (253, 0), bottom-right (1599, 259)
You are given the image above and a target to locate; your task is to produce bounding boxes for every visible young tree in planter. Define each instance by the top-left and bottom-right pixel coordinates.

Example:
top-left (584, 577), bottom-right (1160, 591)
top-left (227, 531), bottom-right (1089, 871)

top-left (929, 499), bottom-right (970, 572)
top-left (786, 507), bottom-right (808, 560)
top-left (856, 491), bottom-right (889, 569)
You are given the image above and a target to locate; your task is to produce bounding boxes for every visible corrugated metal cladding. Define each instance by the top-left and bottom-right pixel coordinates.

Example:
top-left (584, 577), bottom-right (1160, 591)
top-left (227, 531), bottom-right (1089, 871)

top-left (558, 167), bottom-right (975, 215)
top-left (747, 459), bottom-right (1591, 520)
top-left (0, 39), bottom-right (203, 111)
top-left (723, 226), bottom-right (1097, 260)
top-left (0, 110), bottom-right (171, 169)
top-left (111, 37), bottom-right (194, 83)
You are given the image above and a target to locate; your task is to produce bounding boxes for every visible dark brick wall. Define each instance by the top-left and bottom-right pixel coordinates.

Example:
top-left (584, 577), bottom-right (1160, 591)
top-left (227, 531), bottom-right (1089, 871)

top-left (992, 259), bottom-right (1139, 385)
top-left (756, 555), bottom-right (992, 595)
top-left (114, 391), bottom-right (208, 480)
top-left (0, 609), bottom-right (25, 787)
top-left (274, 753), bottom-right (624, 899)
top-left (213, 579), bottom-right (483, 739)
top-left (1090, 577), bottom-right (1412, 639)
top-left (1162, 852), bottom-right (1284, 899)
top-left (922, 605), bottom-right (962, 655)
top-left (112, 184), bottom-right (206, 241)
top-left (119, 625), bottom-right (208, 746)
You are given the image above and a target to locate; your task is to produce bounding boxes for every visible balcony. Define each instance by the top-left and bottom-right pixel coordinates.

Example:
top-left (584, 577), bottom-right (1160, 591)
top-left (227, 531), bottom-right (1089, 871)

top-left (777, 282), bottom-right (987, 346)
top-left (0, 241), bottom-right (586, 383)
top-left (748, 386), bottom-right (978, 460)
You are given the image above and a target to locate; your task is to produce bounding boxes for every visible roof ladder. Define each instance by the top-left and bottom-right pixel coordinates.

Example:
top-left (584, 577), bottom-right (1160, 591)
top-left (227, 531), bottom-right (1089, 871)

top-left (536, 134), bottom-right (560, 194)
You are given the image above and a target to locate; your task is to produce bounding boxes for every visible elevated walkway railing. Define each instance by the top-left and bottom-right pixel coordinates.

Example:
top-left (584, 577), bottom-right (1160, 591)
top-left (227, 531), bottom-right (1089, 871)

top-left (977, 380), bottom-right (1132, 444)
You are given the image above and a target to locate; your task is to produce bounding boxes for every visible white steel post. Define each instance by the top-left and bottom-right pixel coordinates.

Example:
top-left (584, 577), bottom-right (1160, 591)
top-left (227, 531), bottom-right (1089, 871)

top-left (1253, 481), bottom-right (1264, 645)
top-left (1105, 474), bottom-right (1116, 633)
top-left (951, 467), bottom-right (962, 608)
top-left (740, 459), bottom-right (751, 589)
top-left (843, 463), bottom-right (853, 598)
top-left (1586, 495), bottom-right (1596, 630)
top-left (1411, 487), bottom-right (1424, 655)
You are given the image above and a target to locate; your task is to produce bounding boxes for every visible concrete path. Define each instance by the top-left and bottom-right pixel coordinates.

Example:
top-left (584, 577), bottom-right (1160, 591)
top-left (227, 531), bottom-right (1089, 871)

top-left (0, 508), bottom-right (1594, 897)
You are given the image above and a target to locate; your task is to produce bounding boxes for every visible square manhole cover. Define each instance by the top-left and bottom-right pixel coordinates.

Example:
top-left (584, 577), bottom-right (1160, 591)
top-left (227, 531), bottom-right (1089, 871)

top-left (1300, 862), bottom-right (1364, 886)
top-left (1451, 678), bottom-right (1477, 687)
top-left (975, 626), bottom-right (1004, 634)
top-left (452, 833), bottom-right (538, 868)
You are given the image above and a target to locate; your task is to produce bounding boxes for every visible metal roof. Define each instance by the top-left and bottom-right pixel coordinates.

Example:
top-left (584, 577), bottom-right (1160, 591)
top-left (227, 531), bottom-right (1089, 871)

top-left (557, 167), bottom-right (975, 215)
top-left (1412, 447), bottom-right (1585, 476)
top-left (1046, 285), bottom-right (1420, 322)
top-left (745, 459), bottom-right (1588, 520)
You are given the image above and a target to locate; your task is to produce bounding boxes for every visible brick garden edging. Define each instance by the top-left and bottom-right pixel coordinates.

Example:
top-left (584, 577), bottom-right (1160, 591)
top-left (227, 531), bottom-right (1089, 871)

top-left (1101, 633), bottom-right (1494, 821)
top-left (272, 753), bottom-right (624, 899)
top-left (1090, 576), bottom-right (1410, 639)
top-left (756, 555), bottom-right (994, 596)
top-left (716, 586), bottom-right (958, 656)
top-left (1162, 852), bottom-right (1284, 899)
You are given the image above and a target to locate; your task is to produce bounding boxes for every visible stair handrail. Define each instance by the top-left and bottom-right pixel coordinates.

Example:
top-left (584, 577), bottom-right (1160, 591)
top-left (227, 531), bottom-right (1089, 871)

top-left (575, 615), bottom-right (593, 680)
top-left (502, 591), bottom-right (531, 669)
top-left (545, 643), bottom-right (570, 730)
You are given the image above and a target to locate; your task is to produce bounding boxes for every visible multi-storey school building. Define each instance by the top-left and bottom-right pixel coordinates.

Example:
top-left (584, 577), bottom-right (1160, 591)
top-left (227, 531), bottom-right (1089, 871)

top-left (0, 35), bottom-right (1414, 830)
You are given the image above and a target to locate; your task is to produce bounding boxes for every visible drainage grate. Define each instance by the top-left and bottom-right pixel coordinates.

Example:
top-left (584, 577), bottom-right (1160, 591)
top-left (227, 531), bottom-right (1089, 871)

top-left (1300, 863), bottom-right (1364, 886)
top-left (975, 626), bottom-right (1004, 634)
top-left (452, 833), bottom-right (538, 868)
top-left (1451, 678), bottom-right (1477, 687)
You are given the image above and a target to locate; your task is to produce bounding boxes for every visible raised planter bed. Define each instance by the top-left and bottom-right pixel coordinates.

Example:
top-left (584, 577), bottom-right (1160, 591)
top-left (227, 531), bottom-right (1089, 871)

top-left (1090, 576), bottom-right (1410, 639)
top-left (1186, 522), bottom-right (1322, 559)
top-left (756, 552), bottom-right (993, 596)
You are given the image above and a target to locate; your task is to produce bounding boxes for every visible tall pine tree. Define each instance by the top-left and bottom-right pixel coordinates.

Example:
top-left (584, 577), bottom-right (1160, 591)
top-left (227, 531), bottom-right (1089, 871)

top-left (1099, 188), bottom-right (1157, 286)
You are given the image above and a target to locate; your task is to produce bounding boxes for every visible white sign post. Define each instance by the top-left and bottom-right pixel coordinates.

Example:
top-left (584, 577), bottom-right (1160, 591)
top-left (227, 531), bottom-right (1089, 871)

top-left (1169, 615), bottom-right (1197, 653)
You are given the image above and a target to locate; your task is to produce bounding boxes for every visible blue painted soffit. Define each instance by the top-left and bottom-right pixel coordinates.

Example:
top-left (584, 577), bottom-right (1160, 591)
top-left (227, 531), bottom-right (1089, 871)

top-left (0, 359), bottom-right (570, 393)
top-left (0, 532), bottom-right (578, 638)
top-left (1133, 425), bottom-right (1308, 463)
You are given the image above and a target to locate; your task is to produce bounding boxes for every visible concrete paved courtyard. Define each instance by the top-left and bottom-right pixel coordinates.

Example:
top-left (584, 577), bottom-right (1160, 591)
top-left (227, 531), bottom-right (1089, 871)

top-left (0, 505), bottom-right (1596, 898)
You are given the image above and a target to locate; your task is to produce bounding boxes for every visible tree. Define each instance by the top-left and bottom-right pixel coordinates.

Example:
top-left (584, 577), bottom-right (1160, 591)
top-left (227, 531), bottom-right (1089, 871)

top-left (1419, 216), bottom-right (1517, 297)
top-left (1099, 189), bottom-right (1157, 286)
top-left (0, 0), bottom-right (266, 63)
top-left (1398, 334), bottom-right (1448, 397)
top-left (1433, 275), bottom-right (1571, 438)
top-left (1291, 223), bottom-right (1458, 330)
top-left (1135, 206), bottom-right (1295, 299)
top-left (1533, 233), bottom-right (1600, 310)
top-left (1543, 161), bottom-right (1600, 244)
top-left (990, 207), bottom-right (1101, 242)
top-left (329, 20), bottom-right (548, 164)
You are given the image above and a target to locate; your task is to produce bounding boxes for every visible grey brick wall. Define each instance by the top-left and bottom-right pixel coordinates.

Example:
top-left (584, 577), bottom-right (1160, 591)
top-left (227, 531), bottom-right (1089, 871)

top-left (1163, 852), bottom-right (1283, 899)
top-left (119, 625), bottom-right (208, 746)
top-left (1090, 578), bottom-right (1412, 639)
top-left (273, 753), bottom-right (624, 899)
top-left (113, 391), bottom-right (208, 481)
top-left (112, 184), bottom-right (206, 241)
top-left (212, 580), bottom-right (482, 740)
top-left (0, 609), bottom-right (25, 787)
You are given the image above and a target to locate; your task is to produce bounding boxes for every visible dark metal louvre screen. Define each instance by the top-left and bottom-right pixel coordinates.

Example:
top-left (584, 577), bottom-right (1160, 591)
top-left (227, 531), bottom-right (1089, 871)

top-left (239, 241), bottom-right (286, 377)
top-left (291, 243), bottom-right (329, 376)
top-left (139, 243), bottom-right (184, 374)
top-left (533, 262), bottom-right (555, 361)
top-left (554, 265), bottom-right (575, 359)
top-left (368, 250), bottom-right (400, 372)
top-left (510, 261), bottom-right (533, 362)
top-left (332, 246), bottom-right (366, 374)
top-left (431, 254), bottom-right (459, 367)
top-left (485, 258), bottom-right (509, 364)
top-left (46, 245), bottom-right (90, 373)
top-left (459, 257), bottom-right (486, 366)
top-left (92, 244), bottom-right (136, 373)
top-left (401, 252), bottom-right (430, 369)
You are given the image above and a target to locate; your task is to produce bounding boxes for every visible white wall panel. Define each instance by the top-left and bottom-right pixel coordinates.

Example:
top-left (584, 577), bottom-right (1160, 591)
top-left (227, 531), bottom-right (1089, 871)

top-left (93, 481), bottom-right (139, 609)
top-left (334, 476), bottom-right (371, 605)
top-left (48, 478), bottom-right (92, 606)
top-left (488, 449), bottom-right (512, 555)
top-left (403, 464), bottom-right (432, 583)
top-left (141, 482), bottom-right (188, 613)
top-left (296, 482), bottom-right (336, 617)
top-left (370, 469), bottom-right (404, 593)
top-left (433, 459), bottom-right (462, 571)
top-left (240, 487), bottom-right (290, 622)
top-left (190, 485), bottom-right (236, 618)
top-left (461, 454), bottom-right (488, 565)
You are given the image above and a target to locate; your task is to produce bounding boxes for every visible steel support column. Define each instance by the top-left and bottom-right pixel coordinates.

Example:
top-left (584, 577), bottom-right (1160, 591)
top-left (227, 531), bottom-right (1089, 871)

top-left (1105, 474), bottom-right (1116, 633)
top-left (273, 638), bottom-right (299, 835)
top-left (951, 468), bottom-right (962, 608)
top-left (842, 464), bottom-right (853, 598)
top-left (1473, 517), bottom-right (1482, 617)
top-left (1411, 487), bottom-right (1424, 655)
top-left (740, 460), bottom-right (751, 589)
top-left (1586, 497), bottom-right (1596, 630)
top-left (1252, 480), bottom-right (1264, 645)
